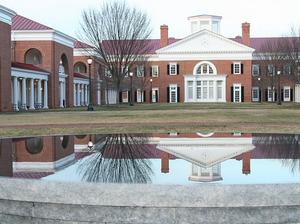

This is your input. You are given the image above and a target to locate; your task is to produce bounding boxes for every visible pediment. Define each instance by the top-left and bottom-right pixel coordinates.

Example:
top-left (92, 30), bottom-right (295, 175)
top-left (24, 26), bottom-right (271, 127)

top-left (156, 30), bottom-right (254, 54)
top-left (156, 138), bottom-right (255, 168)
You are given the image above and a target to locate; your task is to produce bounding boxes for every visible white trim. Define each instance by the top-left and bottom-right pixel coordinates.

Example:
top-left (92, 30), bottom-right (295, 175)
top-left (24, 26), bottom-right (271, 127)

top-left (11, 30), bottom-right (76, 48)
top-left (11, 67), bottom-right (49, 80)
top-left (233, 62), bottom-right (241, 75)
top-left (74, 48), bottom-right (95, 56)
top-left (151, 65), bottom-right (159, 77)
top-left (268, 86), bottom-right (275, 102)
top-left (13, 153), bottom-right (76, 172)
top-left (0, 5), bottom-right (16, 25)
top-left (151, 87), bottom-right (159, 103)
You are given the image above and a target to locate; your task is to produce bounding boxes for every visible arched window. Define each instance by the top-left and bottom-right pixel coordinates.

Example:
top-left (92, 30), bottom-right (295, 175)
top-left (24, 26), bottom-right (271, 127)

top-left (25, 137), bottom-right (43, 154)
top-left (193, 61), bottom-right (217, 75)
top-left (24, 48), bottom-right (43, 65)
top-left (74, 62), bottom-right (87, 74)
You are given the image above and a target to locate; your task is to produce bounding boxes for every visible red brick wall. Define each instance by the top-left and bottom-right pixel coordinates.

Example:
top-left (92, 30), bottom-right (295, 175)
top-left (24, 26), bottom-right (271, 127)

top-left (0, 21), bottom-right (12, 112)
top-left (15, 136), bottom-right (74, 162)
top-left (13, 40), bottom-right (74, 108)
top-left (0, 139), bottom-right (13, 177)
top-left (143, 60), bottom-right (252, 103)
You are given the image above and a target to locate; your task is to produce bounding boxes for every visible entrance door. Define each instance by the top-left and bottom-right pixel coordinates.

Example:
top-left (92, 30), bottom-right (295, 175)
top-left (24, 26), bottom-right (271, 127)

top-left (169, 85), bottom-right (177, 103)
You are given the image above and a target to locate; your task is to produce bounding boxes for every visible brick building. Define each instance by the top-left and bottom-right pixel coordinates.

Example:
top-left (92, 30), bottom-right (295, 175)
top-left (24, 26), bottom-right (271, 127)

top-left (0, 4), bottom-right (299, 112)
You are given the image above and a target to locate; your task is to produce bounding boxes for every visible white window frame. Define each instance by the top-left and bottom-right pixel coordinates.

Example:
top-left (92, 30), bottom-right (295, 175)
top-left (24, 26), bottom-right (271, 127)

top-left (122, 91), bottom-right (128, 103)
top-left (283, 64), bottom-right (291, 75)
top-left (169, 63), bottom-right (177, 76)
top-left (283, 86), bottom-right (291, 102)
top-left (233, 62), bottom-right (241, 75)
top-left (105, 68), bottom-right (112, 78)
top-left (252, 64), bottom-right (260, 76)
top-left (169, 84), bottom-right (178, 103)
top-left (252, 87), bottom-right (260, 102)
top-left (151, 65), bottom-right (159, 77)
top-left (136, 65), bottom-right (144, 77)
top-left (122, 65), bottom-right (129, 77)
top-left (233, 83), bottom-right (241, 103)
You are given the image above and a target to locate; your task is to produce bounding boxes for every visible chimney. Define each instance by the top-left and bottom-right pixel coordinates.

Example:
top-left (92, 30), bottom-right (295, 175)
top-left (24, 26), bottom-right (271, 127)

top-left (242, 22), bottom-right (250, 46)
top-left (161, 151), bottom-right (170, 173)
top-left (160, 25), bottom-right (169, 48)
top-left (242, 151), bottom-right (252, 175)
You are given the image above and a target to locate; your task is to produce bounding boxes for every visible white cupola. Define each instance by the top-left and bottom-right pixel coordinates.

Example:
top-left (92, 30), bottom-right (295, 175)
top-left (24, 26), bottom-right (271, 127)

top-left (188, 14), bottom-right (222, 34)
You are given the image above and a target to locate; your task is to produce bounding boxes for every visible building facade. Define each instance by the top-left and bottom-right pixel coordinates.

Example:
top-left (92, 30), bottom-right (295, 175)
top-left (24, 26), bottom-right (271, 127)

top-left (0, 4), bottom-right (298, 112)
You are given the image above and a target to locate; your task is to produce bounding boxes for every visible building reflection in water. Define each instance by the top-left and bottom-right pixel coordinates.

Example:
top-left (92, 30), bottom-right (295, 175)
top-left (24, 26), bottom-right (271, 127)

top-left (0, 133), bottom-right (300, 183)
top-left (77, 134), bottom-right (154, 184)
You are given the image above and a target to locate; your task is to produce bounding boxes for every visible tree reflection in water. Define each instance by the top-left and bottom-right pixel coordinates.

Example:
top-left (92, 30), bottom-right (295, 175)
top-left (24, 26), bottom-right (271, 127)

top-left (253, 134), bottom-right (300, 173)
top-left (77, 134), bottom-right (154, 183)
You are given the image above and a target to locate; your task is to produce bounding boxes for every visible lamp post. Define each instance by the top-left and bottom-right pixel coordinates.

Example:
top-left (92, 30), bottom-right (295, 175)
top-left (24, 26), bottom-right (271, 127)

top-left (277, 70), bottom-right (281, 105)
top-left (129, 72), bottom-right (134, 106)
top-left (87, 58), bottom-right (94, 111)
top-left (87, 135), bottom-right (94, 150)
top-left (150, 78), bottom-right (153, 103)
top-left (257, 77), bottom-right (261, 103)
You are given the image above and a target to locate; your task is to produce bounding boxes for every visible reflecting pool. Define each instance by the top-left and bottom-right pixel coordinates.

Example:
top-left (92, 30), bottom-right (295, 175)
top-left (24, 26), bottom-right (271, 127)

top-left (0, 133), bottom-right (300, 184)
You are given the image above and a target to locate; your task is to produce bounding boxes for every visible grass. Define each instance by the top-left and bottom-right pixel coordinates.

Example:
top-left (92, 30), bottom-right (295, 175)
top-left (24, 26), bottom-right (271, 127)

top-left (0, 102), bottom-right (300, 137)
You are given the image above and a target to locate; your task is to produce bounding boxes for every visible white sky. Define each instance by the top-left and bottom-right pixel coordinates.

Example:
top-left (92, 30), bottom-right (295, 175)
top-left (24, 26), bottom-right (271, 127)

top-left (1, 0), bottom-right (300, 40)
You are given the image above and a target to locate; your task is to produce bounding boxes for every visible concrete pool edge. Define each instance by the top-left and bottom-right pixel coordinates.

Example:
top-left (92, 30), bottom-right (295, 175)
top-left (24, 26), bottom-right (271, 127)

top-left (0, 178), bottom-right (299, 223)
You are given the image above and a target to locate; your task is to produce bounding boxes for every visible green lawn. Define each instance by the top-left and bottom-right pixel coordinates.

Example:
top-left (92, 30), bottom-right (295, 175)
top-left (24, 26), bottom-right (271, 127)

top-left (0, 102), bottom-right (300, 137)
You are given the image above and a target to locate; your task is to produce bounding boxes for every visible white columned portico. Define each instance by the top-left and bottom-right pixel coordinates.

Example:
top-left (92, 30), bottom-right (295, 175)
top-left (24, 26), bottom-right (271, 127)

top-left (60, 81), bottom-right (64, 108)
top-left (85, 85), bottom-right (88, 105)
top-left (21, 78), bottom-right (27, 110)
top-left (13, 76), bottom-right (19, 111)
top-left (29, 78), bottom-right (35, 110)
top-left (43, 80), bottom-right (48, 109)
top-left (37, 79), bottom-right (42, 108)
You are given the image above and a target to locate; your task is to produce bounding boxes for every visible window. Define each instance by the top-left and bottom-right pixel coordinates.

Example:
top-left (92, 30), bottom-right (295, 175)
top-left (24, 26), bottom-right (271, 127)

top-left (196, 63), bottom-right (215, 75)
top-left (209, 81), bottom-right (214, 99)
top-left (74, 62), bottom-right (87, 74)
top-left (203, 81), bottom-right (208, 99)
top-left (24, 48), bottom-right (42, 65)
top-left (122, 65), bottom-right (129, 77)
top-left (268, 87), bottom-right (275, 102)
top-left (169, 85), bottom-right (177, 103)
top-left (136, 89), bottom-right (144, 103)
top-left (233, 84), bottom-right (241, 103)
top-left (252, 87), bottom-right (260, 102)
top-left (284, 86), bottom-right (291, 102)
top-left (267, 64), bottom-right (274, 76)
top-left (169, 63), bottom-right (177, 75)
top-left (233, 62), bottom-right (241, 74)
top-left (196, 81), bottom-right (201, 99)
top-left (136, 65), bottom-right (144, 77)
top-left (122, 91), bottom-right (128, 103)
top-left (105, 68), bottom-right (112, 78)
top-left (151, 88), bottom-right (159, 103)
top-left (151, 65), bottom-right (159, 77)
top-left (283, 64), bottom-right (291, 75)
top-left (252, 64), bottom-right (260, 76)
top-left (217, 81), bottom-right (223, 100)
top-left (188, 81), bottom-right (194, 100)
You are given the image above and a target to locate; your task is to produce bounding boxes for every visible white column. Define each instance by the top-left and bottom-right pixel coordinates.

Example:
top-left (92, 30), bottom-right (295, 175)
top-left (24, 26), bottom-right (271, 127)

top-left (85, 84), bottom-right (88, 105)
top-left (43, 80), bottom-right (48, 109)
top-left (13, 76), bottom-right (19, 111)
top-left (29, 79), bottom-right (35, 110)
top-left (81, 84), bottom-right (84, 106)
top-left (37, 79), bottom-right (42, 109)
top-left (21, 78), bottom-right (27, 110)
top-left (73, 83), bottom-right (76, 106)
top-left (214, 80), bottom-right (218, 102)
top-left (60, 81), bottom-right (64, 108)
top-left (76, 84), bottom-right (80, 106)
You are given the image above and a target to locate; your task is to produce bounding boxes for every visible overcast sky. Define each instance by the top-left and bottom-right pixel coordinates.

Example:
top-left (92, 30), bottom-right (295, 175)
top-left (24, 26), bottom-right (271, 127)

top-left (2, 0), bottom-right (300, 40)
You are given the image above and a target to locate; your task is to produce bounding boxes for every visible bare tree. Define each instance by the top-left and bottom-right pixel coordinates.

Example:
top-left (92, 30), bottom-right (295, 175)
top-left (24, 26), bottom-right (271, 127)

top-left (284, 28), bottom-right (300, 84)
top-left (79, 0), bottom-right (152, 104)
top-left (257, 38), bottom-right (288, 104)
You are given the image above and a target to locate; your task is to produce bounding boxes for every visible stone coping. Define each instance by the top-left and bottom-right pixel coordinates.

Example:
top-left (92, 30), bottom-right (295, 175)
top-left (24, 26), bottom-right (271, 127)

top-left (0, 178), bottom-right (299, 208)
